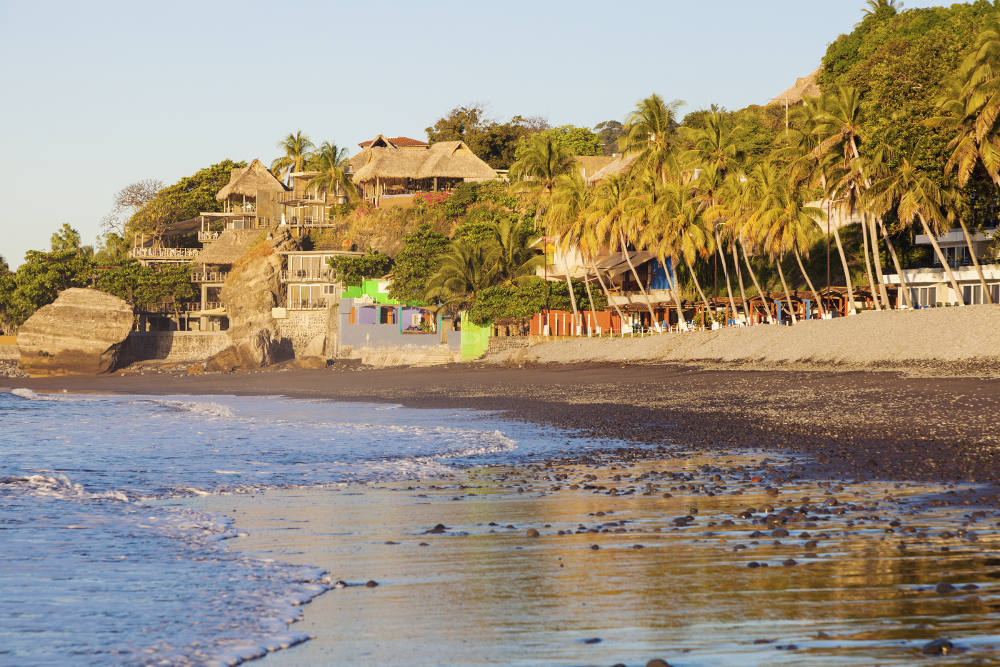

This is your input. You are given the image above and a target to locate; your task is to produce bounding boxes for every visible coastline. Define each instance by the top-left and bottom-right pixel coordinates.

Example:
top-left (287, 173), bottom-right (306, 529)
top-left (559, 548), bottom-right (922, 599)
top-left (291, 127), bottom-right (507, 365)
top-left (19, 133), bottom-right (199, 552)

top-left (11, 361), bottom-right (1000, 484)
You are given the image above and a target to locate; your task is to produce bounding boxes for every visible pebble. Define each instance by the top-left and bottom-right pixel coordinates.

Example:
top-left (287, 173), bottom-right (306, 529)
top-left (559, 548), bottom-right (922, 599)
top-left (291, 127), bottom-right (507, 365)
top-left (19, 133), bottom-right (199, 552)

top-left (646, 660), bottom-right (671, 667)
top-left (526, 528), bottom-right (540, 538)
top-left (365, 580), bottom-right (379, 588)
top-left (921, 638), bottom-right (956, 656)
top-left (934, 582), bottom-right (956, 594)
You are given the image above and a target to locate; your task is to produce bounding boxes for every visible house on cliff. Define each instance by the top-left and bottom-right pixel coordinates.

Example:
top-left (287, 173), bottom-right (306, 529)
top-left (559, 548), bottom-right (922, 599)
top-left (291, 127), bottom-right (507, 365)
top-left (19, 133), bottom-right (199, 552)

top-left (349, 134), bottom-right (498, 207)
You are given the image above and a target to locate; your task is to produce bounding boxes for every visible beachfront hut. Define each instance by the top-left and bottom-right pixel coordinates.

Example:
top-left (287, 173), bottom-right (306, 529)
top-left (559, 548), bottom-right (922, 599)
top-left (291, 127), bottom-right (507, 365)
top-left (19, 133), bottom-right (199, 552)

top-left (351, 138), bottom-right (498, 206)
top-left (215, 159), bottom-right (287, 207)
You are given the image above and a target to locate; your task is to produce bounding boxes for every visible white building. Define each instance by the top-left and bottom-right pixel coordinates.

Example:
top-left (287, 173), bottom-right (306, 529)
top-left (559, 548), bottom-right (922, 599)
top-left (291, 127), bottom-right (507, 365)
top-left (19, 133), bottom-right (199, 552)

top-left (884, 227), bottom-right (1000, 306)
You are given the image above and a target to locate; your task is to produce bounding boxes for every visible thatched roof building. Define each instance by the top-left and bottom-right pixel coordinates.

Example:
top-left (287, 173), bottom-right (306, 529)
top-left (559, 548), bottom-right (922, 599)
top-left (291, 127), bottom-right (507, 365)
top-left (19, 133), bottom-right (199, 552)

top-left (351, 140), bottom-right (496, 183)
top-left (768, 68), bottom-right (822, 107)
top-left (349, 137), bottom-right (497, 204)
top-left (215, 159), bottom-right (287, 202)
top-left (586, 154), bottom-right (638, 185)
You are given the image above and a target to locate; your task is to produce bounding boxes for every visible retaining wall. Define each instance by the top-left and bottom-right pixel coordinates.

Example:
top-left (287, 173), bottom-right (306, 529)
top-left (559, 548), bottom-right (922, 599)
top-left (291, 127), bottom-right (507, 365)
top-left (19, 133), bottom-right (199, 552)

top-left (125, 332), bottom-right (230, 364)
top-left (276, 309), bottom-right (330, 357)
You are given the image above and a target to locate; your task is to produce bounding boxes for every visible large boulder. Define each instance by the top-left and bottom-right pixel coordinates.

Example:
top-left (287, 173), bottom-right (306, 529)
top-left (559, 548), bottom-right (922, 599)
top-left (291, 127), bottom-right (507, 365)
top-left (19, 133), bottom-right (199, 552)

top-left (17, 288), bottom-right (134, 375)
top-left (206, 229), bottom-right (298, 371)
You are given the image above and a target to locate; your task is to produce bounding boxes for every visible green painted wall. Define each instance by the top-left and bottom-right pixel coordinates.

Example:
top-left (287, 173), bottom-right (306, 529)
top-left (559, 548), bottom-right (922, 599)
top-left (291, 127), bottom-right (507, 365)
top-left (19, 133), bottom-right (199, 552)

top-left (460, 317), bottom-right (492, 361)
top-left (341, 279), bottom-right (401, 304)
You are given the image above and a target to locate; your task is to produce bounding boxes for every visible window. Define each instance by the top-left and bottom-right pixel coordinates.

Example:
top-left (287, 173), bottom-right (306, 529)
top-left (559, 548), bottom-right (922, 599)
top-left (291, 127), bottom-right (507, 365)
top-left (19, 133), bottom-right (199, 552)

top-left (910, 286), bottom-right (937, 307)
top-left (961, 283), bottom-right (1000, 305)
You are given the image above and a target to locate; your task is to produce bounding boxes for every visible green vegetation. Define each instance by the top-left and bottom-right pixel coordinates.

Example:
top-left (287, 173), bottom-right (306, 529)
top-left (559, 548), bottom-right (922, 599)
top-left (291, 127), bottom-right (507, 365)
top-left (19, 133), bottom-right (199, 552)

top-left (424, 104), bottom-right (550, 169)
top-left (326, 251), bottom-right (394, 288)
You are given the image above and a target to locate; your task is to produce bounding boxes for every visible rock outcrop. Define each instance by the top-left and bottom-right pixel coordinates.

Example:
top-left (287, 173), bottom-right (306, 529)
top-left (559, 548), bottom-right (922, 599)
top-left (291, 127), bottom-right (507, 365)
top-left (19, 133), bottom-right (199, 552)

top-left (17, 288), bottom-right (134, 375)
top-left (206, 229), bottom-right (299, 372)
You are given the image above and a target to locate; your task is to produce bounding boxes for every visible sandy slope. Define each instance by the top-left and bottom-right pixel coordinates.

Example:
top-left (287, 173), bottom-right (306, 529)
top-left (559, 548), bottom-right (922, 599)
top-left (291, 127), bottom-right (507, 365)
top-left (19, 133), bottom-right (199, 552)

top-left (487, 306), bottom-right (1000, 369)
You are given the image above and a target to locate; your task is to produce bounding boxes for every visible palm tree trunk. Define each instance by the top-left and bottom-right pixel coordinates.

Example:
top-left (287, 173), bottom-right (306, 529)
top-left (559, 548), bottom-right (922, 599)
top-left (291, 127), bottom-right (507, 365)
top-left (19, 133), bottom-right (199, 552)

top-left (687, 258), bottom-right (713, 328)
top-left (620, 236), bottom-right (659, 330)
top-left (793, 242), bottom-right (825, 318)
top-left (831, 224), bottom-right (857, 314)
top-left (918, 213), bottom-right (965, 306)
top-left (560, 255), bottom-right (580, 335)
top-left (860, 214), bottom-right (882, 310)
top-left (868, 216), bottom-right (892, 308)
top-left (740, 239), bottom-right (772, 323)
top-left (582, 274), bottom-right (596, 337)
top-left (716, 231), bottom-right (739, 324)
top-left (775, 258), bottom-right (798, 324)
top-left (956, 217), bottom-right (994, 304)
top-left (877, 217), bottom-right (914, 309)
top-left (660, 258), bottom-right (687, 331)
top-left (591, 257), bottom-right (627, 334)
top-left (730, 242), bottom-right (751, 324)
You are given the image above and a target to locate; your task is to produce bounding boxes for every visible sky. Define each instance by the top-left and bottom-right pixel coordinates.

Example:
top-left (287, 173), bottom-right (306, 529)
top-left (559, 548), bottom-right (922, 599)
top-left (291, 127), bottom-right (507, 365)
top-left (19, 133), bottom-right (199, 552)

top-left (0, 0), bottom-right (950, 268)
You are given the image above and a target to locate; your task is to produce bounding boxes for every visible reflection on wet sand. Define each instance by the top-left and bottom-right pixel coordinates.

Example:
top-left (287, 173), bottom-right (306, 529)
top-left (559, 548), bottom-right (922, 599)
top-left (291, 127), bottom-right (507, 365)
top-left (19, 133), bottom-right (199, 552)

top-left (185, 452), bottom-right (1000, 666)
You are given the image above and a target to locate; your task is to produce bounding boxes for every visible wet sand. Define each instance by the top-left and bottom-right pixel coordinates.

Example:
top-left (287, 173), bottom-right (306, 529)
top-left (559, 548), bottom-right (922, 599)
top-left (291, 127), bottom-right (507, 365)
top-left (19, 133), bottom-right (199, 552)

top-left (16, 362), bottom-right (1000, 483)
top-left (21, 362), bottom-right (1000, 663)
top-left (177, 451), bottom-right (1000, 665)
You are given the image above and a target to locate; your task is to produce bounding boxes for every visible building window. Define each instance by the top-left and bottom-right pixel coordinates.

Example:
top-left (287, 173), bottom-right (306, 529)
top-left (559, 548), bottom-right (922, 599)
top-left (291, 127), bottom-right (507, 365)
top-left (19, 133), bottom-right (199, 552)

top-left (962, 283), bottom-right (1000, 305)
top-left (910, 286), bottom-right (937, 307)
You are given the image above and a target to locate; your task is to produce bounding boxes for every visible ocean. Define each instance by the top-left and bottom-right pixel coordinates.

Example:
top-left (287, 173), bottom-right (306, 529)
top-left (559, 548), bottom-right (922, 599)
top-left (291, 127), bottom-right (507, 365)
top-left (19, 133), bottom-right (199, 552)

top-left (0, 389), bottom-right (590, 665)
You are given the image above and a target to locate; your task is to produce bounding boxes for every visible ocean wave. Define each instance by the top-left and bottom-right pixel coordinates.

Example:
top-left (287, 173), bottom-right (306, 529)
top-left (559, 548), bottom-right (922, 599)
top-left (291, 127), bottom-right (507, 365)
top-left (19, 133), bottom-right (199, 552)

top-left (10, 387), bottom-right (49, 400)
top-left (151, 399), bottom-right (238, 419)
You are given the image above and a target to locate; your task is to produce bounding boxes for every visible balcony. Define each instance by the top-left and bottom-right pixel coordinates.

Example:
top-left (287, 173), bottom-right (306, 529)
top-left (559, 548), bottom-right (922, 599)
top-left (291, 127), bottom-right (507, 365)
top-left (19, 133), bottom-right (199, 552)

top-left (280, 269), bottom-right (334, 283)
top-left (191, 270), bottom-right (229, 283)
top-left (130, 247), bottom-right (200, 261)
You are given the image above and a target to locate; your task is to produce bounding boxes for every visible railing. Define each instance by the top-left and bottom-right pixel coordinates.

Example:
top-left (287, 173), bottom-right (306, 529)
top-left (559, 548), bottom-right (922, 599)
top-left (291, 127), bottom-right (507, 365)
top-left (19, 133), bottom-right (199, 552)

top-left (191, 270), bottom-right (229, 283)
top-left (151, 302), bottom-right (225, 312)
top-left (198, 230), bottom-right (222, 242)
top-left (130, 247), bottom-right (200, 260)
top-left (280, 269), bottom-right (333, 282)
top-left (288, 301), bottom-right (327, 310)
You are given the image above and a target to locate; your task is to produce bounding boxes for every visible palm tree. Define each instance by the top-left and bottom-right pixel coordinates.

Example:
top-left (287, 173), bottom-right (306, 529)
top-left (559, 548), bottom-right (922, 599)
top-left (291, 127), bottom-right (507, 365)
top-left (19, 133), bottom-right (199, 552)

top-left (591, 174), bottom-right (660, 328)
top-left (696, 163), bottom-right (742, 323)
top-left (509, 133), bottom-right (577, 328)
top-left (621, 94), bottom-right (685, 183)
top-left (968, 11), bottom-right (1000, 178)
top-left (750, 180), bottom-right (827, 321)
top-left (658, 182), bottom-right (716, 322)
top-left (488, 217), bottom-right (542, 285)
top-left (271, 131), bottom-right (315, 184)
top-left (868, 157), bottom-right (966, 305)
top-left (788, 98), bottom-right (859, 313)
top-left (424, 239), bottom-right (497, 313)
top-left (859, 0), bottom-right (902, 22)
top-left (553, 173), bottom-right (629, 332)
top-left (548, 173), bottom-right (591, 333)
top-left (306, 142), bottom-right (357, 202)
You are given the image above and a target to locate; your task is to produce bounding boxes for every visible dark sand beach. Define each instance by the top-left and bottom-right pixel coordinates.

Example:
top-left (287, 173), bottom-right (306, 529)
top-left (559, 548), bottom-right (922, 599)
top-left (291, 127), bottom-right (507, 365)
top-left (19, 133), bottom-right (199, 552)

top-left (17, 362), bottom-right (1000, 484)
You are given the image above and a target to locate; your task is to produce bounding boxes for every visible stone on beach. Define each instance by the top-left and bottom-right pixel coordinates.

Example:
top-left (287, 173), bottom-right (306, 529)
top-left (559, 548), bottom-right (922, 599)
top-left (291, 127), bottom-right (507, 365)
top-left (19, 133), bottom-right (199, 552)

top-left (17, 288), bottom-right (133, 375)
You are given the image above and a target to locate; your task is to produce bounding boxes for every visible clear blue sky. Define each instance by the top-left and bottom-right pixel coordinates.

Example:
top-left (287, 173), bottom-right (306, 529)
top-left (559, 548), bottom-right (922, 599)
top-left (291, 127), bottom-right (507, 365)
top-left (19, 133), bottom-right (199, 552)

top-left (0, 0), bottom-right (948, 268)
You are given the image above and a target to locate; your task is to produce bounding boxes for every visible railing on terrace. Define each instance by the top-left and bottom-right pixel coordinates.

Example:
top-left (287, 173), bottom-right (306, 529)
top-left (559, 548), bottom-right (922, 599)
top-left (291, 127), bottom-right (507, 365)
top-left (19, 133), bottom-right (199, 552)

top-left (280, 269), bottom-right (333, 282)
top-left (288, 302), bottom-right (327, 310)
top-left (191, 270), bottom-right (229, 283)
top-left (130, 247), bottom-right (200, 260)
top-left (198, 230), bottom-right (222, 242)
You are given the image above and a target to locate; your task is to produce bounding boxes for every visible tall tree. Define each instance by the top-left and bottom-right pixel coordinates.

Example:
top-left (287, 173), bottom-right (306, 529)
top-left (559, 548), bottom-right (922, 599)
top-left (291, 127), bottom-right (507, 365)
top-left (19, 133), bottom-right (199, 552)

top-left (271, 131), bottom-right (314, 184)
top-left (306, 142), bottom-right (358, 202)
top-left (868, 156), bottom-right (966, 305)
top-left (622, 93), bottom-right (685, 182)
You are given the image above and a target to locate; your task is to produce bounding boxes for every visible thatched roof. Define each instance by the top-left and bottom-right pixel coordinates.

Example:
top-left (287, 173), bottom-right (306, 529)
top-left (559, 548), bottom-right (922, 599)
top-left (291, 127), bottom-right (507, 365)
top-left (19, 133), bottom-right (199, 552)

top-left (574, 155), bottom-right (616, 179)
top-left (586, 154), bottom-right (638, 185)
top-left (768, 68), bottom-right (822, 106)
top-left (215, 159), bottom-right (287, 201)
top-left (351, 140), bottom-right (497, 184)
top-left (195, 230), bottom-right (257, 265)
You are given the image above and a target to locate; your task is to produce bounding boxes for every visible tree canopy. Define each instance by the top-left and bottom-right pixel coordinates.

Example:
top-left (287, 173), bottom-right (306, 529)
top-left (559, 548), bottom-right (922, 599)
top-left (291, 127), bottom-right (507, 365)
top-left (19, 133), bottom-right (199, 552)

top-left (425, 104), bottom-right (550, 169)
